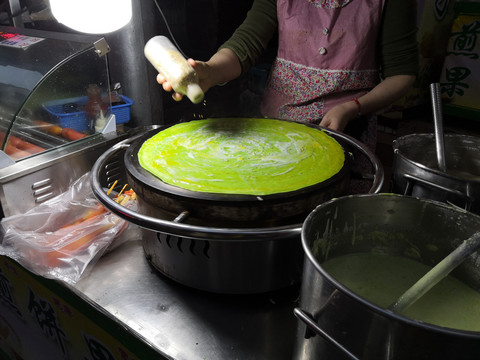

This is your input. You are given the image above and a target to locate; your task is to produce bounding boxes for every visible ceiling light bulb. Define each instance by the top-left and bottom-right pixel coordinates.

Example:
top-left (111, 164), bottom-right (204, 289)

top-left (50, 0), bottom-right (132, 34)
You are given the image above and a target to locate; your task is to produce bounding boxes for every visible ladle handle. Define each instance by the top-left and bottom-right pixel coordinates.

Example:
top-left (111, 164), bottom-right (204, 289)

top-left (389, 231), bottom-right (480, 314)
top-left (293, 308), bottom-right (360, 360)
top-left (430, 83), bottom-right (447, 172)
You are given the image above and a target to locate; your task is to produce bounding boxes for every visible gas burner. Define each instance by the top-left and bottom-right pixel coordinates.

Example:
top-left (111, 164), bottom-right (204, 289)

top-left (91, 125), bottom-right (384, 294)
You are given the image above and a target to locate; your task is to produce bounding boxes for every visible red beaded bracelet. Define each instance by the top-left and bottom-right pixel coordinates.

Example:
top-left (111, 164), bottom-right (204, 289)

top-left (351, 98), bottom-right (362, 115)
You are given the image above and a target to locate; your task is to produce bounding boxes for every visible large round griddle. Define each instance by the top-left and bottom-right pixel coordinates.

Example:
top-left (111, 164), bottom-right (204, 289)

top-left (91, 126), bottom-right (383, 294)
top-left (124, 119), bottom-right (352, 223)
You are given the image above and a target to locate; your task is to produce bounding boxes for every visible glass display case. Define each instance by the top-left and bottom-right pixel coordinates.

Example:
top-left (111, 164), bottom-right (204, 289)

top-left (0, 26), bottom-right (121, 161)
top-left (0, 26), bottom-right (129, 217)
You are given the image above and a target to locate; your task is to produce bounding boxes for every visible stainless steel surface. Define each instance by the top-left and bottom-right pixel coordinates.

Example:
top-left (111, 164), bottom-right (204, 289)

top-left (74, 235), bottom-right (298, 360)
top-left (294, 194), bottom-right (480, 360)
top-left (0, 131), bottom-right (127, 217)
top-left (430, 83), bottom-right (446, 172)
top-left (392, 133), bottom-right (480, 214)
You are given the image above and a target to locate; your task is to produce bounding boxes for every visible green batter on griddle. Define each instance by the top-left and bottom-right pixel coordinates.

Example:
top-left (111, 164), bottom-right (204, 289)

top-left (138, 117), bottom-right (345, 195)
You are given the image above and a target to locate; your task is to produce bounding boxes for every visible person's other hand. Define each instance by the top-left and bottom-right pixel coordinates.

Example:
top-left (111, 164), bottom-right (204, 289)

top-left (319, 100), bottom-right (359, 132)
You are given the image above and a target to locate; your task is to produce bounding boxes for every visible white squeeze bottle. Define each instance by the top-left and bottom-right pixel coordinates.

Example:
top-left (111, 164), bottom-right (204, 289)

top-left (144, 36), bottom-right (204, 104)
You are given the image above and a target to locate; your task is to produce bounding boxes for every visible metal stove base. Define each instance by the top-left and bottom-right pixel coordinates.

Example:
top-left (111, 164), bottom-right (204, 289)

top-left (74, 231), bottom-right (299, 360)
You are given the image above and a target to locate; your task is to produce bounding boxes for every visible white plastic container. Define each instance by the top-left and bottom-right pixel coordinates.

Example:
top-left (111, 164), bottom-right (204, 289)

top-left (144, 36), bottom-right (204, 104)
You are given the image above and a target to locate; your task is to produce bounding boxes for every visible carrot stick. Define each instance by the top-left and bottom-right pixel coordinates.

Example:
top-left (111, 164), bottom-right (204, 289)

top-left (64, 204), bottom-right (108, 227)
top-left (34, 120), bottom-right (63, 136)
top-left (44, 219), bottom-right (116, 267)
top-left (4, 143), bottom-right (32, 159)
top-left (42, 185), bottom-right (135, 267)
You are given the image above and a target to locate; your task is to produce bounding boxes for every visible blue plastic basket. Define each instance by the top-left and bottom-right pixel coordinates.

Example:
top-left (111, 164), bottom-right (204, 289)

top-left (43, 95), bottom-right (134, 131)
top-left (111, 96), bottom-right (134, 124)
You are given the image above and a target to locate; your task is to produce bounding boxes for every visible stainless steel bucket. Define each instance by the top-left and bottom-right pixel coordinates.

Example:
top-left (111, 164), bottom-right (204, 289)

top-left (391, 133), bottom-right (480, 214)
top-left (294, 194), bottom-right (480, 360)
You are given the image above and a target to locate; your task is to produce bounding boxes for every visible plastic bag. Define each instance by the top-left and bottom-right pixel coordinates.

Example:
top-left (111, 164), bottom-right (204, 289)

top-left (0, 172), bottom-right (135, 284)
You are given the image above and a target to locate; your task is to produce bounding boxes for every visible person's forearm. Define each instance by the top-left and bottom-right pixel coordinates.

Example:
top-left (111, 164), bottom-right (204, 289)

top-left (202, 48), bottom-right (242, 89)
top-left (320, 74), bottom-right (416, 131)
top-left (357, 75), bottom-right (416, 115)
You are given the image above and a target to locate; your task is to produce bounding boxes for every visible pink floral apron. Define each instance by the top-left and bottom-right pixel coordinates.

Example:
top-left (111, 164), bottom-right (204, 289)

top-left (261, 0), bottom-right (385, 124)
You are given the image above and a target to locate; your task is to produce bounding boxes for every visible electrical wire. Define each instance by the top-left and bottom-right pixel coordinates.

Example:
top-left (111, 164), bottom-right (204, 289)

top-left (152, 0), bottom-right (189, 59)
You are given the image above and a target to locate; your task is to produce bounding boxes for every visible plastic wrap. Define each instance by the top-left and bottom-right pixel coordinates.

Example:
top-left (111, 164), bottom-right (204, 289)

top-left (0, 172), bottom-right (135, 284)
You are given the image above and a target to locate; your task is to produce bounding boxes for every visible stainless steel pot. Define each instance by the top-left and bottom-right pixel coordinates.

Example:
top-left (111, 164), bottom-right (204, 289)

top-left (91, 127), bottom-right (384, 294)
top-left (294, 194), bottom-right (480, 359)
top-left (391, 133), bottom-right (480, 214)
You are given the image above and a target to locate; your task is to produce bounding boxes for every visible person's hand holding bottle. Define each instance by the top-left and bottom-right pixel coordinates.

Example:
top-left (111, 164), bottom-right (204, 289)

top-left (156, 48), bottom-right (242, 102)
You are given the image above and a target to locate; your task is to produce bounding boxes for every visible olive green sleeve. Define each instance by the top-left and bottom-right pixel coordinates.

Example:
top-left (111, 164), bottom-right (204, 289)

top-left (379, 0), bottom-right (419, 78)
top-left (219, 0), bottom-right (277, 76)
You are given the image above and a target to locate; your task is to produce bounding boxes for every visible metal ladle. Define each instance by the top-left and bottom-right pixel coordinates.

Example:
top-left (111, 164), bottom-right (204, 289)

top-left (389, 231), bottom-right (480, 314)
top-left (431, 83), bottom-right (480, 181)
top-left (430, 83), bottom-right (447, 172)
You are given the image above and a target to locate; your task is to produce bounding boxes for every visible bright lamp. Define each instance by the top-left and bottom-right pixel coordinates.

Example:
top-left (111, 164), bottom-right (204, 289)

top-left (50, 0), bottom-right (132, 34)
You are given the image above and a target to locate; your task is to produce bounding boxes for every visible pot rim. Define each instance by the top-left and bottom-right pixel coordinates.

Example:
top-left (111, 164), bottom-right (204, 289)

top-left (301, 193), bottom-right (480, 338)
top-left (392, 133), bottom-right (480, 184)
